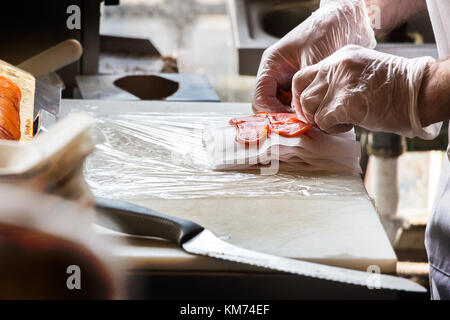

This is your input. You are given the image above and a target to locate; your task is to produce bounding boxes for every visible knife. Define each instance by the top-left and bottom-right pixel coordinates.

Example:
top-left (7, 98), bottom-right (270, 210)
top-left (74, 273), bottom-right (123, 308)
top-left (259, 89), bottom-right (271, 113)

top-left (95, 197), bottom-right (426, 293)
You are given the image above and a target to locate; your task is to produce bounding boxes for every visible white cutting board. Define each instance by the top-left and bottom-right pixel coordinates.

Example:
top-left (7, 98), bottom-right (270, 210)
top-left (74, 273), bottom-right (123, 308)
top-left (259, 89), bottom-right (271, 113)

top-left (61, 100), bottom-right (397, 273)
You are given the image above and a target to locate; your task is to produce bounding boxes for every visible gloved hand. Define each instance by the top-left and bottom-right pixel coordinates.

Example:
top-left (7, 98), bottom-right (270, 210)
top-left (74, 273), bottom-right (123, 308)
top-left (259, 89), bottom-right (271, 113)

top-left (292, 45), bottom-right (441, 139)
top-left (252, 0), bottom-right (376, 113)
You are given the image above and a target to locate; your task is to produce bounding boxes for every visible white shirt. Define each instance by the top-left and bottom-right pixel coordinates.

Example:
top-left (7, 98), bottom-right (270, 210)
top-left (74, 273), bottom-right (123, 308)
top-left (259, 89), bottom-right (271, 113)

top-left (425, 0), bottom-right (450, 300)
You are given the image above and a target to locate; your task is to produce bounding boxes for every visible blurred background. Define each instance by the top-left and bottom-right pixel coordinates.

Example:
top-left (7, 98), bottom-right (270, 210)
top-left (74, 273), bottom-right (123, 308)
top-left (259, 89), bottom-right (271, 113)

top-left (0, 0), bottom-right (444, 295)
top-left (100, 0), bottom-right (255, 102)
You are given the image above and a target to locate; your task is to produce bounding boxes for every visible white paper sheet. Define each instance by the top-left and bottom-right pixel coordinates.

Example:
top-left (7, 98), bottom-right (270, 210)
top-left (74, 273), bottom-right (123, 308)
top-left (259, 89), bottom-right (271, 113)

top-left (204, 121), bottom-right (361, 174)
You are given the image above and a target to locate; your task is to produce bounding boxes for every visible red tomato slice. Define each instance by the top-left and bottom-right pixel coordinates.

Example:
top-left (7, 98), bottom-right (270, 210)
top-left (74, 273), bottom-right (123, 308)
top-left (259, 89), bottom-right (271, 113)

top-left (268, 113), bottom-right (312, 137)
top-left (269, 119), bottom-right (312, 137)
top-left (229, 113), bottom-right (311, 144)
top-left (268, 113), bottom-right (295, 123)
top-left (230, 114), bottom-right (270, 144)
top-left (229, 113), bottom-right (268, 126)
top-left (235, 123), bottom-right (270, 144)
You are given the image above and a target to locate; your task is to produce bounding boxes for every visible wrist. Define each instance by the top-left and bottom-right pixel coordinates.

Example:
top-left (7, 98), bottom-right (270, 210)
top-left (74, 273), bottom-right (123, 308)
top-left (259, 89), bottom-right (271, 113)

top-left (418, 58), bottom-right (450, 127)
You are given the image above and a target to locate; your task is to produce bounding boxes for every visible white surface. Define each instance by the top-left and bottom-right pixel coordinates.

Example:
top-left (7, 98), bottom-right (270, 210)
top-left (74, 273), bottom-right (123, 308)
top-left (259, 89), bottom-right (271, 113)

top-left (426, 0), bottom-right (450, 59)
top-left (371, 157), bottom-right (399, 219)
top-left (62, 100), bottom-right (397, 273)
top-left (204, 121), bottom-right (361, 173)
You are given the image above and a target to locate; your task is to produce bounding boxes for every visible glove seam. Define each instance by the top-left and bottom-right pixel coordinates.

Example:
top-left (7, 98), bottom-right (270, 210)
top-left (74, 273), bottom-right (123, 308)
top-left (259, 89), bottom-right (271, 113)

top-left (408, 57), bottom-right (442, 140)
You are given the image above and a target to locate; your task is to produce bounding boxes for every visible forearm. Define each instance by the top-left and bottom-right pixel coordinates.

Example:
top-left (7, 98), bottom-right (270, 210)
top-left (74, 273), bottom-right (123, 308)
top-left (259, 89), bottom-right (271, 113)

top-left (418, 57), bottom-right (450, 127)
top-left (364, 0), bottom-right (427, 36)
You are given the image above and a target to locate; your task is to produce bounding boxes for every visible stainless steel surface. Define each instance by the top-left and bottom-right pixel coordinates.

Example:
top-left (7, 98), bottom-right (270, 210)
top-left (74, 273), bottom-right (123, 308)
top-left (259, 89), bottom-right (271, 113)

top-left (34, 109), bottom-right (58, 134)
top-left (76, 73), bottom-right (220, 102)
top-left (229, 0), bottom-right (439, 75)
top-left (102, 0), bottom-right (255, 103)
top-left (183, 230), bottom-right (426, 292)
top-left (34, 79), bottom-right (62, 118)
top-left (261, 1), bottom-right (319, 38)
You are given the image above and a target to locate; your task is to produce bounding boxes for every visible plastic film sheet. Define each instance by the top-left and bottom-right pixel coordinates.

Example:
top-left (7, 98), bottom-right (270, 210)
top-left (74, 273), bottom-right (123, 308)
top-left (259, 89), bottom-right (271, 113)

top-left (83, 111), bottom-right (367, 200)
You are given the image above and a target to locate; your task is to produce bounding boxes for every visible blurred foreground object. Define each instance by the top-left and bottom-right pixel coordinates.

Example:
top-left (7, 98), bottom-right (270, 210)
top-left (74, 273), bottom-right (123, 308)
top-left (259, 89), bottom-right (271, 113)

top-left (0, 111), bottom-right (95, 205)
top-left (0, 184), bottom-right (123, 299)
top-left (367, 133), bottom-right (407, 245)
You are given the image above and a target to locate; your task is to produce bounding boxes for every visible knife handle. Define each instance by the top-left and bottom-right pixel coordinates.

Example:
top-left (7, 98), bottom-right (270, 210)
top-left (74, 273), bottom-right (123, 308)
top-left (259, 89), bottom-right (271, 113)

top-left (95, 197), bottom-right (204, 246)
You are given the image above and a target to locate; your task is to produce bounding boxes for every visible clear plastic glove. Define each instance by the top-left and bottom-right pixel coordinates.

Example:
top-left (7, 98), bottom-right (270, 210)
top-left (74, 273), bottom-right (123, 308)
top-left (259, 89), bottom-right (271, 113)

top-left (292, 45), bottom-right (441, 139)
top-left (252, 0), bottom-right (376, 113)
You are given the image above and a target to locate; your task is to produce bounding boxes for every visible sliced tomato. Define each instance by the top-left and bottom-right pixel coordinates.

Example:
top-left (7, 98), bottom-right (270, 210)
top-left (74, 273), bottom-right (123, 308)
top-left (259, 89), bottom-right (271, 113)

top-left (269, 119), bottom-right (312, 137)
top-left (229, 112), bottom-right (311, 144)
top-left (268, 113), bottom-right (312, 137)
top-left (268, 113), bottom-right (295, 123)
top-left (230, 114), bottom-right (270, 144)
top-left (229, 113), bottom-right (268, 126)
top-left (235, 123), bottom-right (270, 144)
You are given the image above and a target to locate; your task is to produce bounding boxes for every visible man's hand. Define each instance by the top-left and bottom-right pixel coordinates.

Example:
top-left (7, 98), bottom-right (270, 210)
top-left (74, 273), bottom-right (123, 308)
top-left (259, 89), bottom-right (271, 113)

top-left (252, 0), bottom-right (376, 113)
top-left (292, 45), bottom-right (441, 139)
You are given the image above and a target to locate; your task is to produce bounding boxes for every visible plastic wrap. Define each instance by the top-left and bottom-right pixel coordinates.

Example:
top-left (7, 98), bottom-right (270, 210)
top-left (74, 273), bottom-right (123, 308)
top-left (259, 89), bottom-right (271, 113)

top-left (83, 111), bottom-right (367, 200)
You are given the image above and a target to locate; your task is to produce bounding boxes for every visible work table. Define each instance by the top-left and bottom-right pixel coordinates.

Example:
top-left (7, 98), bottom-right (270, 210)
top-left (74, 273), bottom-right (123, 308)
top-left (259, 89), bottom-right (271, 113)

top-left (61, 99), bottom-right (398, 284)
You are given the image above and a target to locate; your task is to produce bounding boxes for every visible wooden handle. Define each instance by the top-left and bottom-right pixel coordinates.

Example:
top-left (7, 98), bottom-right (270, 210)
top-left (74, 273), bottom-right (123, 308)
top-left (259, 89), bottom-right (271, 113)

top-left (18, 39), bottom-right (83, 77)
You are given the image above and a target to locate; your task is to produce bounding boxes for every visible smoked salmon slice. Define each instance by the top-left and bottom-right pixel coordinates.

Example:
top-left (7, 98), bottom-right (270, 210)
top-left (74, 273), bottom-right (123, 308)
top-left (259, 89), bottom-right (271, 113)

top-left (0, 76), bottom-right (22, 111)
top-left (0, 76), bottom-right (21, 140)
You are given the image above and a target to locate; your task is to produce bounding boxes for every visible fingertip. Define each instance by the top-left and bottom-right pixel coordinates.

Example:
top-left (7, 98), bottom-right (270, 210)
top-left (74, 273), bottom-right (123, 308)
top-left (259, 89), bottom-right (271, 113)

top-left (294, 102), bottom-right (308, 122)
top-left (292, 65), bottom-right (319, 89)
top-left (317, 118), bottom-right (354, 134)
top-left (327, 124), bottom-right (354, 134)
